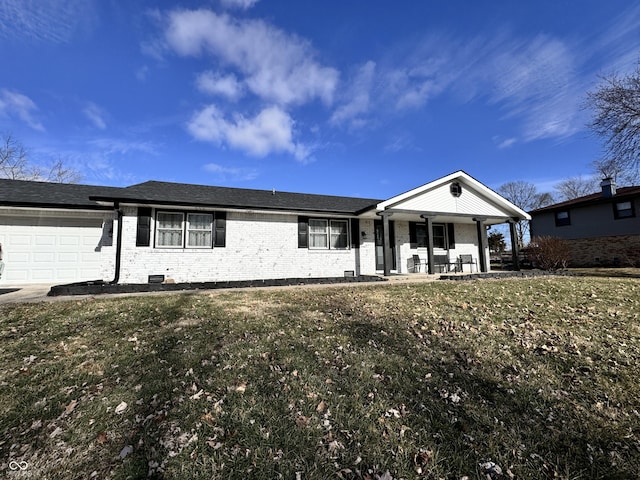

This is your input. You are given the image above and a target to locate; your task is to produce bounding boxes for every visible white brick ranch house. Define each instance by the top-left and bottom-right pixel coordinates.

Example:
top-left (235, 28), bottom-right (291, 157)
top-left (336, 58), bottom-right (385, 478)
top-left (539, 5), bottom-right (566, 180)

top-left (0, 171), bottom-right (530, 285)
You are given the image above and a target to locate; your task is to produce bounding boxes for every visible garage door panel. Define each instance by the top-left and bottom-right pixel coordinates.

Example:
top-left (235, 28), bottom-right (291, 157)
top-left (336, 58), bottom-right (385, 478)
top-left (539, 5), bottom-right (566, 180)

top-left (35, 235), bottom-right (56, 246)
top-left (1, 215), bottom-right (105, 284)
top-left (9, 235), bottom-right (31, 246)
top-left (59, 252), bottom-right (78, 262)
top-left (33, 252), bottom-right (56, 262)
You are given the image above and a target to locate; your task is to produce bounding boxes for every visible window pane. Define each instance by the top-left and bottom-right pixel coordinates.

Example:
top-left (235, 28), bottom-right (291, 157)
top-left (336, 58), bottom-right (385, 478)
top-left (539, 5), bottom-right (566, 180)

top-left (433, 224), bottom-right (446, 249)
top-left (188, 231), bottom-right (212, 247)
top-left (330, 221), bottom-right (348, 249)
top-left (187, 214), bottom-right (213, 247)
top-left (158, 212), bottom-right (183, 229)
top-left (416, 224), bottom-right (427, 248)
top-left (309, 219), bottom-right (328, 249)
top-left (156, 212), bottom-right (184, 247)
top-left (188, 214), bottom-right (212, 230)
top-left (158, 230), bottom-right (182, 247)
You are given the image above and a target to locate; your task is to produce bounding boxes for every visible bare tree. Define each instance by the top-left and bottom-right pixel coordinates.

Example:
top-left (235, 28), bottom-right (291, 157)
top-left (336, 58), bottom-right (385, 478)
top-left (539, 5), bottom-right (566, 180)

top-left (554, 175), bottom-right (599, 201)
top-left (0, 134), bottom-right (82, 183)
top-left (499, 180), bottom-right (554, 247)
top-left (586, 62), bottom-right (640, 184)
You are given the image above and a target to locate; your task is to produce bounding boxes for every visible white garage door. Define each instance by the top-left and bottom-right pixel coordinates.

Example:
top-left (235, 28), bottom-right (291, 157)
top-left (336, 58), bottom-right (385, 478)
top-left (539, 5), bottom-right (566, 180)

top-left (0, 216), bottom-right (105, 284)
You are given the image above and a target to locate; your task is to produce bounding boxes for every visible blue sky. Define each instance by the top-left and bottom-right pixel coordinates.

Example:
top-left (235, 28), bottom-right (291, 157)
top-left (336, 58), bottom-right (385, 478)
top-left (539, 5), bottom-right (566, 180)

top-left (1, 0), bottom-right (639, 199)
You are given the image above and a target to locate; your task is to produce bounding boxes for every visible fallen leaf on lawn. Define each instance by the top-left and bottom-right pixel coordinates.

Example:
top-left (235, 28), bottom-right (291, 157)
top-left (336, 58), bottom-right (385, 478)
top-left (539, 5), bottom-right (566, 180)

top-left (414, 448), bottom-right (434, 474)
top-left (316, 400), bottom-right (327, 413)
top-left (64, 399), bottom-right (78, 416)
top-left (207, 440), bottom-right (223, 450)
top-left (115, 401), bottom-right (128, 414)
top-left (190, 389), bottom-right (204, 400)
top-left (97, 431), bottom-right (108, 444)
top-left (296, 415), bottom-right (311, 428)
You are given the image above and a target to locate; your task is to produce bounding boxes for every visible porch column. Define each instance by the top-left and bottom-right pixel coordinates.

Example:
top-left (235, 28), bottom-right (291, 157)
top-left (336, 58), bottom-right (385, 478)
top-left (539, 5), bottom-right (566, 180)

top-left (508, 219), bottom-right (520, 271)
top-left (380, 211), bottom-right (394, 276)
top-left (473, 217), bottom-right (488, 272)
top-left (421, 214), bottom-right (435, 274)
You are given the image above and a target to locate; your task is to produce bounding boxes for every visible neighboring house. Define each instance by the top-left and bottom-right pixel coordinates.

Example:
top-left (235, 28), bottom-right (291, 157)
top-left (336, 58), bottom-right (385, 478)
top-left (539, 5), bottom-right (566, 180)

top-left (0, 171), bottom-right (530, 285)
top-left (529, 178), bottom-right (640, 266)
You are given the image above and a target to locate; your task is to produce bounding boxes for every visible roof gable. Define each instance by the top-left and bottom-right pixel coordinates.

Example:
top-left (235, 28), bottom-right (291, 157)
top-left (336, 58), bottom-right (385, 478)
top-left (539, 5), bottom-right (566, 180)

top-left (377, 171), bottom-right (531, 220)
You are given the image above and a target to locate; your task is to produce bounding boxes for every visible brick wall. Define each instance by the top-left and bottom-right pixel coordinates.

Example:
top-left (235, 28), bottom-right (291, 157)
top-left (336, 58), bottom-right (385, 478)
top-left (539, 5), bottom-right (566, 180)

top-left (116, 208), bottom-right (366, 283)
top-left (567, 234), bottom-right (640, 267)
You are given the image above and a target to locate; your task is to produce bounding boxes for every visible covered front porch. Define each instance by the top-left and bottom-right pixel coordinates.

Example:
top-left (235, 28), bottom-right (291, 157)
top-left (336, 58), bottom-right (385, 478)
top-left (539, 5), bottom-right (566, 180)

top-left (358, 171), bottom-right (531, 277)
top-left (375, 211), bottom-right (522, 275)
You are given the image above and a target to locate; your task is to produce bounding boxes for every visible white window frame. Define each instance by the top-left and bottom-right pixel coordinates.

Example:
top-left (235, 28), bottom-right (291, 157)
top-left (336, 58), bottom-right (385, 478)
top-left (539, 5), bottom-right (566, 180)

top-left (330, 219), bottom-right (349, 249)
top-left (186, 213), bottom-right (213, 248)
top-left (155, 211), bottom-right (185, 248)
top-left (308, 218), bottom-right (350, 250)
top-left (309, 219), bottom-right (329, 249)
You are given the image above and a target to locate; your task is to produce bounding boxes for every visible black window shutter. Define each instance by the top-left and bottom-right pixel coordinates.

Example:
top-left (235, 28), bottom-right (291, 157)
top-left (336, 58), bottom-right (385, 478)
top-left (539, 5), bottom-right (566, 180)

top-left (214, 212), bottom-right (226, 247)
top-left (409, 222), bottom-right (417, 248)
top-left (136, 207), bottom-right (152, 247)
top-left (298, 216), bottom-right (309, 248)
top-left (350, 218), bottom-right (360, 249)
top-left (448, 223), bottom-right (456, 249)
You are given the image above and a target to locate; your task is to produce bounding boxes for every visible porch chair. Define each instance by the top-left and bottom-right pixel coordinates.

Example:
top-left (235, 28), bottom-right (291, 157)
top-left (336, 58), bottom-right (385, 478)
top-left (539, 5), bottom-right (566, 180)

top-left (410, 254), bottom-right (427, 273)
top-left (433, 254), bottom-right (456, 273)
top-left (457, 254), bottom-right (478, 273)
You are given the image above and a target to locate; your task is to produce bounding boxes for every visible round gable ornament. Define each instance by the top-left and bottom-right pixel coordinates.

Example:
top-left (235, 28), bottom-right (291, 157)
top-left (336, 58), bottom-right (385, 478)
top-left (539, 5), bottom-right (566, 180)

top-left (450, 182), bottom-right (462, 197)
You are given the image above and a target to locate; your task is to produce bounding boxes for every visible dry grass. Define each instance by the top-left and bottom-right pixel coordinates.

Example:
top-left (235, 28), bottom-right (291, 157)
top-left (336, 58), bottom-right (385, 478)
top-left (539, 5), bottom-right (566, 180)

top-left (1, 277), bottom-right (639, 479)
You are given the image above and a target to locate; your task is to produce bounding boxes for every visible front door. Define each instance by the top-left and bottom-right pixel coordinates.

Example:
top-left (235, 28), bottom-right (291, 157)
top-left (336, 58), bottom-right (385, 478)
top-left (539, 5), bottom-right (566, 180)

top-left (374, 220), bottom-right (396, 271)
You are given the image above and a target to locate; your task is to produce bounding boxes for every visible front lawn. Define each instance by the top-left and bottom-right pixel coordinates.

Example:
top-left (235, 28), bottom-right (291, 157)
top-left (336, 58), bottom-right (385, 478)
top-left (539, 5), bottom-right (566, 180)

top-left (1, 277), bottom-right (639, 479)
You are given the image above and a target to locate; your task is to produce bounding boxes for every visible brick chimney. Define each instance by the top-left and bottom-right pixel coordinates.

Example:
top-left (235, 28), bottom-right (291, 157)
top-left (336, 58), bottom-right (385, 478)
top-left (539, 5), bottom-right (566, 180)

top-left (600, 177), bottom-right (616, 197)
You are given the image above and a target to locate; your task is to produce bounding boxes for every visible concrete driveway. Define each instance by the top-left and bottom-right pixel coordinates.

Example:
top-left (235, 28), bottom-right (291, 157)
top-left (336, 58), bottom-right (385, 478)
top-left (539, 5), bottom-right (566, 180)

top-left (0, 284), bottom-right (55, 304)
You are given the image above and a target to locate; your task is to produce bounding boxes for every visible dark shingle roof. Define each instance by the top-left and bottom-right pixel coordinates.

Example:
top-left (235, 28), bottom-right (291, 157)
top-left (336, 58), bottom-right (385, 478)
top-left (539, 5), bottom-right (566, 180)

top-left (530, 186), bottom-right (640, 214)
top-left (90, 180), bottom-right (380, 215)
top-left (0, 178), bottom-right (121, 210)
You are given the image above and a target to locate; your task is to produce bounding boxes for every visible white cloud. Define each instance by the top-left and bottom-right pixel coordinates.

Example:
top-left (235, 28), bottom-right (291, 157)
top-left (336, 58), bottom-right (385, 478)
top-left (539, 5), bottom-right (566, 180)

top-left (330, 61), bottom-right (376, 128)
top-left (203, 162), bottom-right (258, 181)
top-left (494, 136), bottom-right (517, 149)
top-left (0, 89), bottom-right (44, 131)
top-left (196, 71), bottom-right (244, 101)
top-left (83, 102), bottom-right (107, 130)
top-left (0, 0), bottom-right (95, 43)
top-left (164, 9), bottom-right (339, 106)
top-left (220, 0), bottom-right (260, 10)
top-left (188, 104), bottom-right (310, 161)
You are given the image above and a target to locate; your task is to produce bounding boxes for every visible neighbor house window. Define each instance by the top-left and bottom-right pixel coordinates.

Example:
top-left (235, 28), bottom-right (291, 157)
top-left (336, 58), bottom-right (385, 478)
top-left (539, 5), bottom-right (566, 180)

top-left (555, 210), bottom-right (570, 226)
top-left (614, 201), bottom-right (635, 219)
top-left (187, 213), bottom-right (213, 247)
top-left (308, 218), bottom-right (349, 250)
top-left (156, 212), bottom-right (184, 247)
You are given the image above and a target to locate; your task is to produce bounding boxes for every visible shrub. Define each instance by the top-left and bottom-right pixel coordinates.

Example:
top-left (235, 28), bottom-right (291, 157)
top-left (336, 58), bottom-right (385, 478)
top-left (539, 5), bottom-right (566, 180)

top-left (528, 236), bottom-right (571, 270)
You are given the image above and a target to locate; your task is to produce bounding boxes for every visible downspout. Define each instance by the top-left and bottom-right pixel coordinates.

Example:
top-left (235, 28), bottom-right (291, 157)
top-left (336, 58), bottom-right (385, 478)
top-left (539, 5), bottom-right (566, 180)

top-left (110, 202), bottom-right (123, 284)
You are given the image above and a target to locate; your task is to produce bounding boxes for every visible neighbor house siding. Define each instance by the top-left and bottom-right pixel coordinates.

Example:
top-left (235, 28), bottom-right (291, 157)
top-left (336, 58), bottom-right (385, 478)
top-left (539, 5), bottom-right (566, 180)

top-left (531, 199), bottom-right (640, 239)
top-left (116, 208), bottom-right (362, 283)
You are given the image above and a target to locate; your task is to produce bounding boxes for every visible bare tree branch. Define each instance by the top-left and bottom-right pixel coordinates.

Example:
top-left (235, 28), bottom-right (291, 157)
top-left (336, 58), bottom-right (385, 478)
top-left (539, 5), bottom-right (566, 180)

top-left (0, 134), bottom-right (82, 183)
top-left (554, 176), bottom-right (599, 201)
top-left (587, 63), bottom-right (640, 182)
top-left (499, 181), bottom-right (554, 247)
